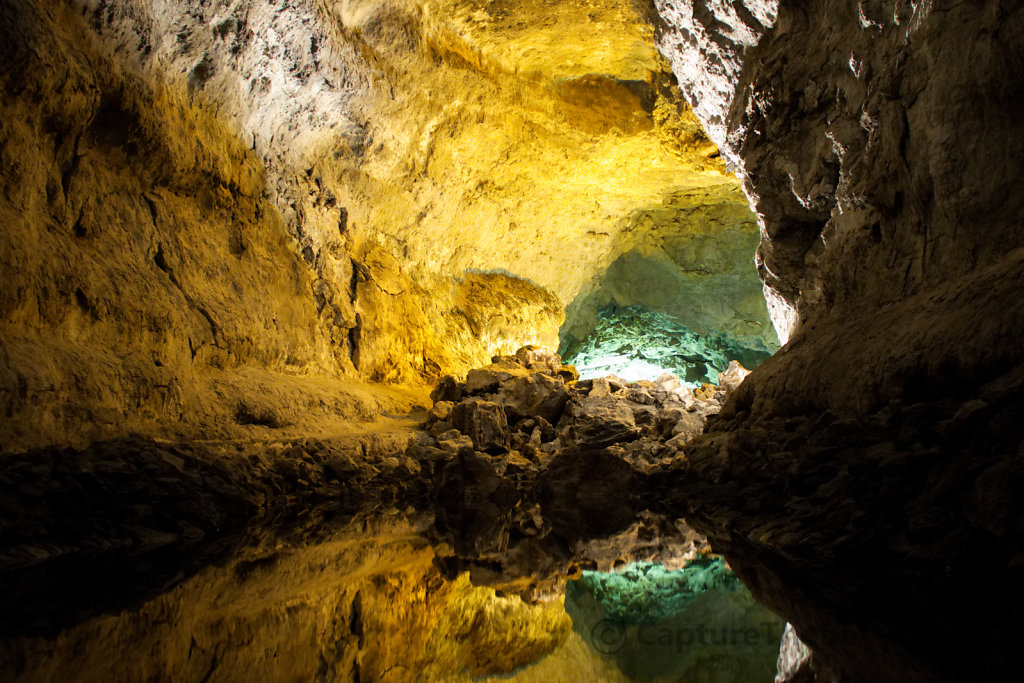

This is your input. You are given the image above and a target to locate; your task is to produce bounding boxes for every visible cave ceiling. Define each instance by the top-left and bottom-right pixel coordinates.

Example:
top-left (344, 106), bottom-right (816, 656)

top-left (88, 0), bottom-right (751, 303)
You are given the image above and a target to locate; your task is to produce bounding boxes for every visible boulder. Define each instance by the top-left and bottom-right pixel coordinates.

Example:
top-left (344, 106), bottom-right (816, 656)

top-left (557, 364), bottom-right (580, 382)
top-left (492, 373), bottom-right (569, 425)
top-left (449, 399), bottom-right (511, 453)
top-left (514, 345), bottom-right (562, 374)
top-left (437, 433), bottom-right (474, 454)
top-left (464, 360), bottom-right (530, 395)
top-left (587, 376), bottom-right (625, 398)
top-left (430, 375), bottom-right (464, 403)
top-left (717, 360), bottom-right (750, 396)
top-left (429, 400), bottom-right (454, 421)
top-left (569, 395), bottom-right (640, 449)
top-left (670, 411), bottom-right (706, 443)
top-left (428, 420), bottom-right (454, 438)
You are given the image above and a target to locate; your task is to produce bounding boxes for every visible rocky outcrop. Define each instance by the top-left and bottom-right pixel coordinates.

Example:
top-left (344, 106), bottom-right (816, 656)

top-left (560, 302), bottom-right (771, 384)
top-left (652, 1), bottom-right (1024, 680)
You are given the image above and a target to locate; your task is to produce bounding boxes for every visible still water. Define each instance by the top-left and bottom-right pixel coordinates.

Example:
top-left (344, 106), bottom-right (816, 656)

top-left (0, 511), bottom-right (783, 682)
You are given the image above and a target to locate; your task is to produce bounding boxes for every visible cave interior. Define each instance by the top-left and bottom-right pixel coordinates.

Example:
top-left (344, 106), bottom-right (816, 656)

top-left (1, 1), bottom-right (1023, 682)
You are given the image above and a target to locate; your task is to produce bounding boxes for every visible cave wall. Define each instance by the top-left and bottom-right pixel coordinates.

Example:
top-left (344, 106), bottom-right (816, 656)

top-left (657, 0), bottom-right (1024, 343)
top-left (652, 1), bottom-right (1024, 679)
top-left (1, 0), bottom-right (764, 450)
top-left (0, 0), bottom-right (356, 450)
top-left (3, 0), bottom-right (1023, 678)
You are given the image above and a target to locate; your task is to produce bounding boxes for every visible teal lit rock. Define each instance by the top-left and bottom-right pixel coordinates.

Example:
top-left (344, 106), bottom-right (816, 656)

top-left (565, 558), bottom-right (785, 682)
top-left (560, 303), bottom-right (775, 385)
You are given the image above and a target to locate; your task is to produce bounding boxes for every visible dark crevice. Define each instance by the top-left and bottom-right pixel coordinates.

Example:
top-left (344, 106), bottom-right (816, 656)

top-left (350, 591), bottom-right (363, 646)
top-left (74, 288), bottom-right (90, 313)
top-left (153, 243), bottom-right (169, 272)
top-left (71, 209), bottom-right (86, 238)
top-left (348, 314), bottom-right (361, 370)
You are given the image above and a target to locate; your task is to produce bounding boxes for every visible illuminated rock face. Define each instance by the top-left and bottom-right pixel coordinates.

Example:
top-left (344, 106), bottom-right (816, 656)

top-left (560, 190), bottom-right (779, 376)
top-left (0, 0), bottom-right (758, 450)
top-left (561, 304), bottom-right (773, 385)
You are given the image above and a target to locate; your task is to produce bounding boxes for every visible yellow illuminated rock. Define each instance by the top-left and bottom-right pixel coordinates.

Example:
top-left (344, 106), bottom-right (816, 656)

top-left (0, 0), bottom-right (757, 449)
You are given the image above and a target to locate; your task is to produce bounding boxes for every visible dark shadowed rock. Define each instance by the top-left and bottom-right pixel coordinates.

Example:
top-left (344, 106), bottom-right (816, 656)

top-left (430, 375), bottom-right (464, 403)
top-left (449, 399), bottom-right (511, 453)
top-left (567, 395), bottom-right (640, 449)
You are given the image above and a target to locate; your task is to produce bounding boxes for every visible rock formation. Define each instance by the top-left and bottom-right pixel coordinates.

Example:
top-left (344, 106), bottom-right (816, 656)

top-left (0, 0), bottom-right (763, 451)
top-left (414, 346), bottom-right (725, 599)
top-left (653, 1), bottom-right (1024, 680)
top-left (1, 0), bottom-right (1023, 681)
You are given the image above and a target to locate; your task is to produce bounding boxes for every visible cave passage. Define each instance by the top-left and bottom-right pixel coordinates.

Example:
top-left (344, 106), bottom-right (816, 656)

top-left (5, 0), bottom-right (1023, 681)
top-left (558, 214), bottom-right (780, 384)
top-left (559, 302), bottom-right (776, 384)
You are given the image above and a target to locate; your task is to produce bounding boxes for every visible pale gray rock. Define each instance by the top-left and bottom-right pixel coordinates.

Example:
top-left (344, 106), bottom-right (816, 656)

top-left (774, 623), bottom-right (813, 683)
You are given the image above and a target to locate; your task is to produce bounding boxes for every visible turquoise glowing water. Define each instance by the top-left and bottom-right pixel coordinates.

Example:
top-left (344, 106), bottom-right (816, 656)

top-left (565, 558), bottom-right (785, 681)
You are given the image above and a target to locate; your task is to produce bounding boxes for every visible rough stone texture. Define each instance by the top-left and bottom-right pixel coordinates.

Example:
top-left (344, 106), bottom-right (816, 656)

top-left (0, 0), bottom-right (766, 449)
top-left (561, 302), bottom-right (771, 385)
top-left (4, 0), bottom-right (1024, 680)
top-left (449, 399), bottom-right (511, 453)
top-left (0, 0), bottom-right (440, 450)
top-left (567, 395), bottom-right (641, 449)
top-left (652, 1), bottom-right (1024, 680)
top-left (413, 347), bottom-right (733, 601)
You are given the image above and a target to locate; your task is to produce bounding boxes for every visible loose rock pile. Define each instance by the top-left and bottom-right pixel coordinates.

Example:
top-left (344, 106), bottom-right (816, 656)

top-left (412, 345), bottom-right (750, 474)
top-left (407, 345), bottom-right (752, 599)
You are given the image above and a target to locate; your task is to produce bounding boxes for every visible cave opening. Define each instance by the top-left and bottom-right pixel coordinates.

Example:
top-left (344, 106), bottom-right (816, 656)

top-left (558, 198), bottom-right (780, 385)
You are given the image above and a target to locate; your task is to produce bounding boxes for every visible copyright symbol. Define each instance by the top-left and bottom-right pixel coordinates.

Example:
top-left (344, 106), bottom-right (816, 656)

top-left (590, 618), bottom-right (626, 654)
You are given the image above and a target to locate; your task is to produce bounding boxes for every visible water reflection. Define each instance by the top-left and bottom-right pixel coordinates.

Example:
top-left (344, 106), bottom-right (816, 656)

top-left (0, 509), bottom-right (784, 682)
top-left (0, 431), bottom-right (786, 681)
top-left (566, 559), bottom-right (784, 681)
